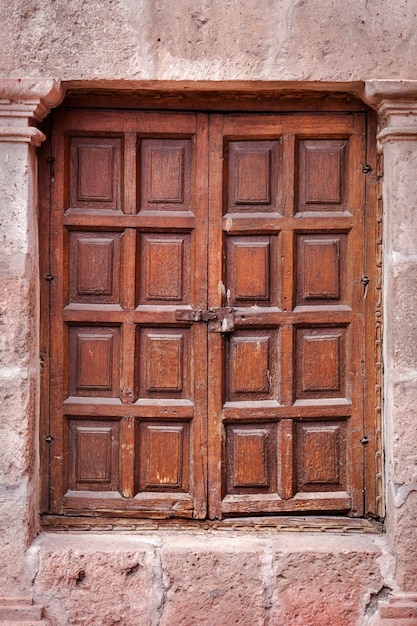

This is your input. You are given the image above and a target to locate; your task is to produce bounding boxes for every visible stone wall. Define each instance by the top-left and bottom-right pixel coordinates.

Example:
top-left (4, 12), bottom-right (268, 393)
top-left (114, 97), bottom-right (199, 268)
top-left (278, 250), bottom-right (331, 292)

top-left (0, 1), bottom-right (417, 624)
top-left (1, 0), bottom-right (417, 82)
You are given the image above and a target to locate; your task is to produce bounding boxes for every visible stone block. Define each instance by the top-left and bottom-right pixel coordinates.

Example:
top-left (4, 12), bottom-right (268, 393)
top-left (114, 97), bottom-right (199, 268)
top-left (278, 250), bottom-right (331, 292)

top-left (159, 534), bottom-right (265, 626)
top-left (267, 534), bottom-right (385, 626)
top-left (0, 487), bottom-right (36, 595)
top-left (32, 534), bottom-right (159, 626)
top-left (384, 263), bottom-right (417, 371)
top-left (29, 531), bottom-right (387, 626)
top-left (390, 380), bottom-right (417, 484)
top-left (0, 372), bottom-right (34, 481)
top-left (383, 142), bottom-right (417, 258)
top-left (389, 491), bottom-right (417, 591)
top-left (28, 531), bottom-right (386, 626)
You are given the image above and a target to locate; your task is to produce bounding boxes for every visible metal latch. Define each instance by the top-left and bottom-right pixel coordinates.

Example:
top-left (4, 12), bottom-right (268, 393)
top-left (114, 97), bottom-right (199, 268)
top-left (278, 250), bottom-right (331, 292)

top-left (208, 308), bottom-right (234, 333)
top-left (175, 307), bottom-right (235, 333)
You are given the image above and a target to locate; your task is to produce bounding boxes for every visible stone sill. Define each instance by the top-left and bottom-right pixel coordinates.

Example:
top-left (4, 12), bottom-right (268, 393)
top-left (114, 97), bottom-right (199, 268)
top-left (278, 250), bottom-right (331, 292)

top-left (27, 529), bottom-right (390, 625)
top-left (41, 515), bottom-right (382, 534)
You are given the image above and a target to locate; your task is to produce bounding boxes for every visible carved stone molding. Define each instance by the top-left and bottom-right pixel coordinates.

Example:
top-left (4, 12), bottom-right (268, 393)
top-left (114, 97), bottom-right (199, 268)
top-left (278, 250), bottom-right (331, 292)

top-left (0, 126), bottom-right (47, 147)
top-left (0, 78), bottom-right (64, 145)
top-left (363, 80), bottom-right (417, 147)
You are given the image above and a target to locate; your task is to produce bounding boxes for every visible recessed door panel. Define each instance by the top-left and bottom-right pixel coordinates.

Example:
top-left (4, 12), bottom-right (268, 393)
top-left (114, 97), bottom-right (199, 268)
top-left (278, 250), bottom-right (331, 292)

top-left (69, 137), bottom-right (122, 210)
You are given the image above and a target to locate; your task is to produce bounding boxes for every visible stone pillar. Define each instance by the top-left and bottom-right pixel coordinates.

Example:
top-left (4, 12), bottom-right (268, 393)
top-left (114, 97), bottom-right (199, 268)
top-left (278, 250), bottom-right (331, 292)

top-left (0, 79), bottom-right (64, 595)
top-left (364, 80), bottom-right (417, 593)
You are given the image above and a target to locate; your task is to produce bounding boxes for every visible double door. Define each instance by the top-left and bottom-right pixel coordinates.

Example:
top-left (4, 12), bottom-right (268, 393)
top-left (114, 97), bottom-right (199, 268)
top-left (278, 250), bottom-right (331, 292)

top-left (47, 109), bottom-right (368, 519)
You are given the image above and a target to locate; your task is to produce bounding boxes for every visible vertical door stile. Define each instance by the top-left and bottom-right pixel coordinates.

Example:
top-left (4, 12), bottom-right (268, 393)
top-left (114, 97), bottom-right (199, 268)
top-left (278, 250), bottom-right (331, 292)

top-left (119, 133), bottom-right (138, 498)
top-left (191, 113), bottom-right (209, 518)
top-left (280, 227), bottom-right (295, 409)
top-left (120, 229), bottom-right (138, 406)
top-left (49, 109), bottom-right (67, 513)
top-left (346, 113), bottom-right (368, 516)
top-left (39, 114), bottom-right (53, 513)
top-left (363, 112), bottom-right (381, 518)
top-left (277, 419), bottom-right (295, 499)
top-left (120, 416), bottom-right (136, 498)
top-left (207, 114), bottom-right (226, 520)
top-left (123, 132), bottom-right (137, 215)
top-left (279, 133), bottom-right (297, 497)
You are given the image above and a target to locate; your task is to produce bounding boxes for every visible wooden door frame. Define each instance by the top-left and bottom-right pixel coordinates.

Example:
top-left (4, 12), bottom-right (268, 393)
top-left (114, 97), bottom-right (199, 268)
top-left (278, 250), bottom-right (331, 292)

top-left (39, 90), bottom-right (381, 526)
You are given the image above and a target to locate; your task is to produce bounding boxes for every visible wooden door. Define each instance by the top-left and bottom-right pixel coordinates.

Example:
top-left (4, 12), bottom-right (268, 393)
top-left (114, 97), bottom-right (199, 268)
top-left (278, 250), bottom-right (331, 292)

top-left (207, 113), bottom-right (366, 519)
top-left (46, 108), bottom-right (368, 520)
top-left (48, 110), bottom-right (208, 518)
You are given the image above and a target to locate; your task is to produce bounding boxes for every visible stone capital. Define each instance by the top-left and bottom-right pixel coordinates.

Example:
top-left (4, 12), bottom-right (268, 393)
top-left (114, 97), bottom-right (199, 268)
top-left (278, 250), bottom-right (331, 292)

top-left (363, 80), bottom-right (417, 147)
top-left (0, 78), bottom-right (65, 146)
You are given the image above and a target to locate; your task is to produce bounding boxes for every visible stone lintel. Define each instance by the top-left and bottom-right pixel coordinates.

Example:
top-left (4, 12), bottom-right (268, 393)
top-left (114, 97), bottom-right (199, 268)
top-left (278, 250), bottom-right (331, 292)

top-left (0, 78), bottom-right (64, 145)
top-left (363, 80), bottom-right (417, 146)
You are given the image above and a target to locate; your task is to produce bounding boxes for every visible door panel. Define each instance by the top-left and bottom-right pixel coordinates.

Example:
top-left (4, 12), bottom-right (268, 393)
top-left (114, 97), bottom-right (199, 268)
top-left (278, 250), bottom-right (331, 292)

top-left (49, 110), bottom-right (208, 518)
top-left (208, 113), bottom-right (366, 519)
top-left (48, 108), bottom-right (368, 520)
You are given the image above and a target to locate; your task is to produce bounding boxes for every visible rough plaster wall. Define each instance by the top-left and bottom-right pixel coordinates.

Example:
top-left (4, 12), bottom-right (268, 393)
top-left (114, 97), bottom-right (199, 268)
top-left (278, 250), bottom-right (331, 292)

top-left (0, 0), bottom-right (417, 81)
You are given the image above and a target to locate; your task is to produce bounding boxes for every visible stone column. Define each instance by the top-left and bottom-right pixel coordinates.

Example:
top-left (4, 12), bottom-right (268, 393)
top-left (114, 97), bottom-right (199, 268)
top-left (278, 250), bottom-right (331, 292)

top-left (0, 79), bottom-right (64, 594)
top-left (364, 80), bottom-right (417, 593)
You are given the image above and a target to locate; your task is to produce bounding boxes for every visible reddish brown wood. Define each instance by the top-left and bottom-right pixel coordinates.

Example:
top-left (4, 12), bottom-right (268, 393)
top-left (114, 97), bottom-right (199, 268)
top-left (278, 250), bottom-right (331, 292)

top-left (120, 416), bottom-right (136, 498)
top-left (39, 117), bottom-right (53, 513)
top-left (363, 113), bottom-right (382, 518)
top-left (48, 109), bottom-right (207, 518)
top-left (123, 132), bottom-right (137, 215)
top-left (63, 90), bottom-right (368, 114)
top-left (43, 105), bottom-right (373, 522)
top-left (225, 424), bottom-right (277, 496)
top-left (68, 419), bottom-right (120, 492)
top-left (69, 136), bottom-right (122, 211)
top-left (296, 421), bottom-right (347, 493)
top-left (227, 140), bottom-right (279, 212)
top-left (48, 109), bottom-right (67, 513)
top-left (140, 138), bottom-right (192, 211)
top-left (277, 419), bottom-right (295, 500)
top-left (207, 114), bottom-right (225, 520)
top-left (138, 422), bottom-right (190, 492)
top-left (209, 112), bottom-right (367, 518)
